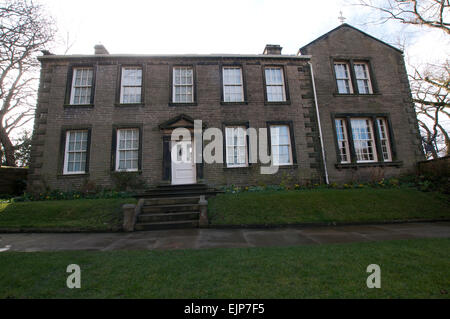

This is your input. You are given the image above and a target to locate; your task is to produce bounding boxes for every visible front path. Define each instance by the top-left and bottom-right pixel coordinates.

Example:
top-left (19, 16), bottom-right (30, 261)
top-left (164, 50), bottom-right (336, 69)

top-left (1, 221), bottom-right (449, 252)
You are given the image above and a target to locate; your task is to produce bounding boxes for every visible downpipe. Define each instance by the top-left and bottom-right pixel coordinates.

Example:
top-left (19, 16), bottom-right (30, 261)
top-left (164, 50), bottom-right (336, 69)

top-left (308, 62), bottom-right (329, 185)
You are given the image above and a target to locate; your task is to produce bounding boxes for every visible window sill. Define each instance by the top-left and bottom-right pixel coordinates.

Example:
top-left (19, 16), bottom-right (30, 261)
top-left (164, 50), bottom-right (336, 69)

top-left (57, 173), bottom-right (90, 179)
top-left (64, 104), bottom-right (94, 108)
top-left (114, 103), bottom-right (144, 107)
top-left (332, 93), bottom-right (381, 97)
top-left (264, 101), bottom-right (291, 106)
top-left (223, 165), bottom-right (250, 170)
top-left (220, 101), bottom-right (248, 106)
top-left (168, 102), bottom-right (197, 107)
top-left (335, 161), bottom-right (403, 169)
top-left (274, 163), bottom-right (298, 169)
top-left (112, 170), bottom-right (142, 174)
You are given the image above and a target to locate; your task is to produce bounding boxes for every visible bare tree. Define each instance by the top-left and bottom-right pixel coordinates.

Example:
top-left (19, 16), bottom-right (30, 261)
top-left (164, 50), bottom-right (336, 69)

top-left (410, 62), bottom-right (450, 158)
top-left (0, 0), bottom-right (56, 166)
top-left (353, 0), bottom-right (450, 156)
top-left (355, 0), bottom-right (450, 34)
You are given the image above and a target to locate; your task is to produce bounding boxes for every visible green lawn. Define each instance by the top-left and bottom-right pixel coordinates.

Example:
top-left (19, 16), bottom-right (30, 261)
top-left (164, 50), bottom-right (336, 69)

top-left (208, 188), bottom-right (450, 225)
top-left (0, 238), bottom-right (448, 298)
top-left (0, 198), bottom-right (136, 231)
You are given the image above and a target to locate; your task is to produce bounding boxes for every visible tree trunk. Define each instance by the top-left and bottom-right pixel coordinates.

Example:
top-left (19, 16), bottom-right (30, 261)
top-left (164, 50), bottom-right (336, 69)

top-left (0, 127), bottom-right (16, 167)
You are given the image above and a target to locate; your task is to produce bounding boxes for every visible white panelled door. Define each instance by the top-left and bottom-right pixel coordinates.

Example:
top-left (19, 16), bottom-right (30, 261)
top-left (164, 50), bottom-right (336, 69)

top-left (171, 140), bottom-right (196, 185)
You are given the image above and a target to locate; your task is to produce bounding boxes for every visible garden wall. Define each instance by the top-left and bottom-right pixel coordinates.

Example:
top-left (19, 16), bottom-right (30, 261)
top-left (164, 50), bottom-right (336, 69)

top-left (417, 156), bottom-right (450, 177)
top-left (0, 167), bottom-right (28, 196)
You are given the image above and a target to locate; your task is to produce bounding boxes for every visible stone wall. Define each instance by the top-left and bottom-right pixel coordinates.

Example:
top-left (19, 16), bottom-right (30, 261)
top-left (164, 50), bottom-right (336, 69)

top-left (300, 24), bottom-right (424, 183)
top-left (28, 24), bottom-right (426, 191)
top-left (418, 156), bottom-right (450, 177)
top-left (0, 167), bottom-right (28, 195)
top-left (28, 54), bottom-right (323, 192)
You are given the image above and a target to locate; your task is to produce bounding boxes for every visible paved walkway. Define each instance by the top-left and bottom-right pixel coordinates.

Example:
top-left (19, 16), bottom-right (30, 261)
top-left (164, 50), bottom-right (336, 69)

top-left (0, 222), bottom-right (449, 252)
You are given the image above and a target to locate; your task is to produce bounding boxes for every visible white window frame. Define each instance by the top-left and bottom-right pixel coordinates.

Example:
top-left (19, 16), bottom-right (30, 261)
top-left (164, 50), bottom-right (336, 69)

top-left (376, 118), bottom-right (392, 162)
top-left (225, 126), bottom-right (248, 168)
top-left (222, 67), bottom-right (244, 102)
top-left (63, 130), bottom-right (88, 175)
top-left (70, 67), bottom-right (94, 105)
top-left (120, 67), bottom-right (142, 104)
top-left (270, 125), bottom-right (293, 166)
top-left (350, 118), bottom-right (378, 163)
top-left (265, 67), bottom-right (286, 102)
top-left (115, 128), bottom-right (140, 172)
top-left (335, 119), bottom-right (351, 163)
top-left (354, 62), bottom-right (373, 94)
top-left (334, 62), bottom-right (353, 94)
top-left (172, 66), bottom-right (194, 103)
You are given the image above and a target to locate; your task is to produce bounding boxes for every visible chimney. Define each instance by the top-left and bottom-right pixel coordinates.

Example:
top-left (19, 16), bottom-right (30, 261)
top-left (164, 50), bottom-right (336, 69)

top-left (263, 44), bottom-right (282, 55)
top-left (41, 50), bottom-right (54, 56)
top-left (94, 44), bottom-right (109, 55)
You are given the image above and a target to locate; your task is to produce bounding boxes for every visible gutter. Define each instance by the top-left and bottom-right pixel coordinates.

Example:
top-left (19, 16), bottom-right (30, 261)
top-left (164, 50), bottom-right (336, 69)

top-left (38, 53), bottom-right (313, 61)
top-left (308, 62), bottom-right (329, 185)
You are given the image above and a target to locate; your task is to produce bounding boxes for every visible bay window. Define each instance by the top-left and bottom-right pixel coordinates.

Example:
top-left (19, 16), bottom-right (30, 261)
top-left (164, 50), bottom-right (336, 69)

top-left (351, 118), bottom-right (377, 162)
top-left (334, 116), bottom-right (394, 164)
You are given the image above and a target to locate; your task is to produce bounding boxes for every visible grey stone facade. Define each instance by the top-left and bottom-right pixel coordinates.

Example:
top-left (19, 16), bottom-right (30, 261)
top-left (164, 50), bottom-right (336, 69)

top-left (299, 24), bottom-right (424, 183)
top-left (27, 24), bottom-right (423, 192)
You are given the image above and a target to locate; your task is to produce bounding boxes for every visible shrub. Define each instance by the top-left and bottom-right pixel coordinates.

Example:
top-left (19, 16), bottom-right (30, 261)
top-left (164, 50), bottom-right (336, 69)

top-left (111, 172), bottom-right (147, 192)
top-left (398, 174), bottom-right (449, 194)
top-left (218, 174), bottom-right (450, 195)
top-left (12, 189), bottom-right (135, 202)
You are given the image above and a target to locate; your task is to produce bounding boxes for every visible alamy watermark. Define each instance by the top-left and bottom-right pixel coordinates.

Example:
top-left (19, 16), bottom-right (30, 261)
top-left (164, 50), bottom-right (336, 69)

top-left (366, 264), bottom-right (381, 289)
top-left (66, 264), bottom-right (81, 289)
top-left (171, 120), bottom-right (289, 175)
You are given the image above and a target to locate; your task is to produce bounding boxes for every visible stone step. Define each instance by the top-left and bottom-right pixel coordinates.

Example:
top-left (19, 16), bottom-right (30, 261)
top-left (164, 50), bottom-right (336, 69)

top-left (144, 196), bottom-right (200, 206)
top-left (138, 189), bottom-right (218, 198)
top-left (137, 211), bottom-right (199, 223)
top-left (135, 220), bottom-right (199, 231)
top-left (143, 187), bottom-right (208, 194)
top-left (156, 183), bottom-right (207, 189)
top-left (149, 185), bottom-right (208, 192)
top-left (142, 203), bottom-right (200, 214)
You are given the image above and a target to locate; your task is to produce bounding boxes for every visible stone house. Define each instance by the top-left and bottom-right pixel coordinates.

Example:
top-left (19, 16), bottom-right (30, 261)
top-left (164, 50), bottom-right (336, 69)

top-left (27, 24), bottom-right (423, 192)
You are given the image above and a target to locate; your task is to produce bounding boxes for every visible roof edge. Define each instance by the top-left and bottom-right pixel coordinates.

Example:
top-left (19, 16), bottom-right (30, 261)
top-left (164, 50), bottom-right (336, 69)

top-left (38, 53), bottom-right (312, 61)
top-left (298, 23), bottom-right (403, 55)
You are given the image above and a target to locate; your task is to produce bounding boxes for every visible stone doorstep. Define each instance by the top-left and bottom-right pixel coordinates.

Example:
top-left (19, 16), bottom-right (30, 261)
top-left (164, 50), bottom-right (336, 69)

top-left (137, 211), bottom-right (200, 223)
top-left (135, 220), bottom-right (199, 231)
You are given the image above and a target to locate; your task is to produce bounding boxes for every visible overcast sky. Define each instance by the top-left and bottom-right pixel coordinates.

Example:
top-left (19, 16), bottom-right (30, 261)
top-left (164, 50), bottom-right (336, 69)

top-left (42, 0), bottom-right (448, 63)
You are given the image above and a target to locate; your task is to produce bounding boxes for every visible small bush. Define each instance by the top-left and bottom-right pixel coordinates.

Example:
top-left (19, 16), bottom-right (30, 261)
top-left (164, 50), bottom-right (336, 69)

top-left (12, 189), bottom-right (135, 202)
top-left (219, 174), bottom-right (449, 194)
top-left (398, 174), bottom-right (450, 194)
top-left (111, 172), bottom-right (147, 192)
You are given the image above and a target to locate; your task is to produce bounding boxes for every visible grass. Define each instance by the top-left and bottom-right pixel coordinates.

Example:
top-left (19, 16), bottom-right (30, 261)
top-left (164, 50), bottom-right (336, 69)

top-left (0, 188), bottom-right (448, 231)
top-left (0, 238), bottom-right (449, 298)
top-left (208, 188), bottom-right (450, 225)
top-left (0, 198), bottom-right (136, 231)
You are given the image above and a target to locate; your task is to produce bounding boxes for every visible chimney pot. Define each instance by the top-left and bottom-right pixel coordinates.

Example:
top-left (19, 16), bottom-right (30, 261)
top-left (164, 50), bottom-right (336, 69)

top-left (94, 44), bottom-right (109, 55)
top-left (263, 44), bottom-right (282, 55)
top-left (41, 50), bottom-right (53, 56)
